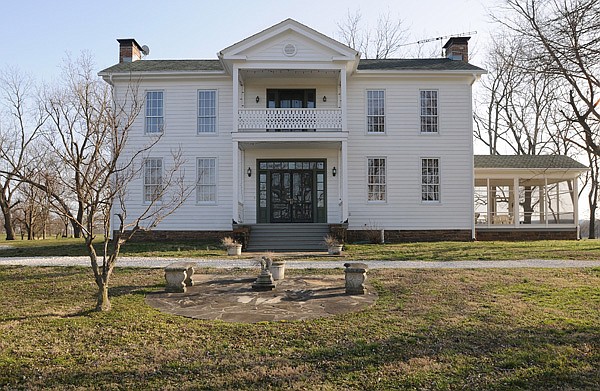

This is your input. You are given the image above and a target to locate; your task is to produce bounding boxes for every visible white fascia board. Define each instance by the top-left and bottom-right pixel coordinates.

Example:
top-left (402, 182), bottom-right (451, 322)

top-left (99, 71), bottom-right (228, 80)
top-left (232, 131), bottom-right (349, 143)
top-left (355, 69), bottom-right (487, 77)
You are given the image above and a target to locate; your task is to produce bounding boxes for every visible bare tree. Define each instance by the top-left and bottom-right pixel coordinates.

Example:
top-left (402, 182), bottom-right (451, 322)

top-left (337, 9), bottom-right (408, 59)
top-left (0, 68), bottom-right (46, 240)
top-left (7, 54), bottom-right (192, 311)
top-left (493, 0), bottom-right (600, 236)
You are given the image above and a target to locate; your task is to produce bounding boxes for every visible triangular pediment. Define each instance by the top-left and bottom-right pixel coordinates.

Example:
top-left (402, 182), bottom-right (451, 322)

top-left (219, 19), bottom-right (359, 70)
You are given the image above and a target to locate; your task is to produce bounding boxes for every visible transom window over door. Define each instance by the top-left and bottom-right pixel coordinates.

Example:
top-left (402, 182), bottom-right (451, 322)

top-left (421, 158), bottom-right (440, 202)
top-left (420, 90), bottom-right (438, 133)
top-left (367, 157), bottom-right (386, 202)
top-left (367, 90), bottom-right (385, 133)
top-left (145, 91), bottom-right (164, 134)
top-left (198, 90), bottom-right (217, 133)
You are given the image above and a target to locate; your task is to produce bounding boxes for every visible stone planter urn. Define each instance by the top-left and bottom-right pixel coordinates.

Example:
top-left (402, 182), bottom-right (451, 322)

top-left (226, 244), bottom-right (242, 256)
top-left (269, 260), bottom-right (286, 280)
top-left (328, 244), bottom-right (344, 255)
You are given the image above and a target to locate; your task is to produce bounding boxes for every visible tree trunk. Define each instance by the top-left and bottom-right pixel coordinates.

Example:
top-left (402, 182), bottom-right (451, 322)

top-left (71, 220), bottom-right (82, 239)
top-left (1, 207), bottom-right (15, 240)
top-left (589, 207), bottom-right (597, 240)
top-left (96, 283), bottom-right (111, 312)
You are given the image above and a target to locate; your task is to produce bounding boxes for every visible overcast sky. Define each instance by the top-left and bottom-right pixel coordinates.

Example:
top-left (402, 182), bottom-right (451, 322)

top-left (1, 0), bottom-right (494, 79)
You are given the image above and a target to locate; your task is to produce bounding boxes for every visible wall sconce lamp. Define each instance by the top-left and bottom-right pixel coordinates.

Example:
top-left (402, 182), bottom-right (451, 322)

top-left (247, 167), bottom-right (252, 177)
top-left (322, 96), bottom-right (327, 102)
top-left (255, 96), bottom-right (260, 103)
top-left (332, 167), bottom-right (337, 177)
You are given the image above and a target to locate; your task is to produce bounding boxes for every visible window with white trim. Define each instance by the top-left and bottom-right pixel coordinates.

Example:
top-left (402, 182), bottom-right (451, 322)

top-left (420, 90), bottom-right (438, 133)
top-left (197, 158), bottom-right (217, 203)
top-left (143, 158), bottom-right (163, 202)
top-left (145, 91), bottom-right (164, 134)
top-left (421, 158), bottom-right (440, 202)
top-left (367, 157), bottom-right (386, 201)
top-left (198, 90), bottom-right (217, 133)
top-left (367, 90), bottom-right (385, 133)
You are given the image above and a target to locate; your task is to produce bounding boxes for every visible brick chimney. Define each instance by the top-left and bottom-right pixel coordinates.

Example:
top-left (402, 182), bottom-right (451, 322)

top-left (117, 38), bottom-right (143, 63)
top-left (443, 37), bottom-right (470, 62)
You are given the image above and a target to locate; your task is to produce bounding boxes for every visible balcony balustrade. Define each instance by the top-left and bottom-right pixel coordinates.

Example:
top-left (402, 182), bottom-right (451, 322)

top-left (238, 108), bottom-right (342, 131)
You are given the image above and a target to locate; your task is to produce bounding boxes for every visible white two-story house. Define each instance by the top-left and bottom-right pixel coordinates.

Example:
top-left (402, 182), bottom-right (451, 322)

top-left (100, 19), bottom-right (584, 250)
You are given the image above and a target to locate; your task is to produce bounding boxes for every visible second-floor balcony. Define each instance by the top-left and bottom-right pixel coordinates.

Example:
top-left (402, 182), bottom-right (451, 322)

top-left (238, 108), bottom-right (342, 132)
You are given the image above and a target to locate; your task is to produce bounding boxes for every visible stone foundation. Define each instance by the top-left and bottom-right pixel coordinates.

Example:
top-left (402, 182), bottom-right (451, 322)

top-left (346, 229), bottom-right (472, 243)
top-left (476, 229), bottom-right (578, 241)
top-left (121, 230), bottom-right (232, 243)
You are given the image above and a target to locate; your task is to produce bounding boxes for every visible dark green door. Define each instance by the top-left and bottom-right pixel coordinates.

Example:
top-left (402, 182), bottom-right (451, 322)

top-left (270, 170), bottom-right (313, 223)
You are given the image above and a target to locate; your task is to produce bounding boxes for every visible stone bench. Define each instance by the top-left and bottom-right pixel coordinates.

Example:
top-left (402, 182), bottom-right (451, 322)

top-left (164, 262), bottom-right (197, 293)
top-left (344, 262), bottom-right (369, 294)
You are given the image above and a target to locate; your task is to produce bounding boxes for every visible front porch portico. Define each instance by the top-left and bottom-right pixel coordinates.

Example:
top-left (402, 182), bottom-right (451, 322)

top-left (232, 135), bottom-right (348, 226)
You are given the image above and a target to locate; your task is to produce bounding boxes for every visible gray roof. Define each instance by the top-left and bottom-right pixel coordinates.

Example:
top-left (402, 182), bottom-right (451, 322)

top-left (99, 58), bottom-right (484, 74)
top-left (475, 155), bottom-right (587, 170)
top-left (100, 60), bottom-right (224, 74)
top-left (357, 58), bottom-right (485, 72)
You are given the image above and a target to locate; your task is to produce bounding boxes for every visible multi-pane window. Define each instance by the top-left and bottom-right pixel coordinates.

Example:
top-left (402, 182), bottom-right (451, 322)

top-left (420, 90), bottom-right (438, 133)
top-left (198, 90), bottom-right (217, 133)
top-left (367, 90), bottom-right (385, 133)
top-left (197, 158), bottom-right (217, 203)
top-left (367, 158), bottom-right (386, 201)
top-left (145, 91), bottom-right (164, 134)
top-left (421, 158), bottom-right (440, 202)
top-left (143, 158), bottom-right (163, 202)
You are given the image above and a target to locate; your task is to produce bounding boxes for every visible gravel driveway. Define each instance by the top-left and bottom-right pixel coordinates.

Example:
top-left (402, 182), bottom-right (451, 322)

top-left (0, 256), bottom-right (599, 269)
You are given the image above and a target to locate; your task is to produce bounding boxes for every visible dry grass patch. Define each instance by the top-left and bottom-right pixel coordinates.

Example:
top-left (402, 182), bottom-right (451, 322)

top-left (0, 266), bottom-right (598, 390)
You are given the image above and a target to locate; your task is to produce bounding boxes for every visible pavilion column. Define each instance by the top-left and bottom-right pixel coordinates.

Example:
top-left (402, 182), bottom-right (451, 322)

top-left (232, 141), bottom-right (239, 223)
top-left (513, 177), bottom-right (519, 226)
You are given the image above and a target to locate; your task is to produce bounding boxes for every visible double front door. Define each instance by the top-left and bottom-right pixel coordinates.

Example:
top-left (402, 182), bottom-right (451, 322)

top-left (270, 170), bottom-right (313, 223)
top-left (257, 160), bottom-right (327, 223)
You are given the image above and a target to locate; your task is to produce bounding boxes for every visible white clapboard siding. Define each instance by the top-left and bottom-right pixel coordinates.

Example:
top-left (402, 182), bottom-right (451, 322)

top-left (344, 75), bottom-right (474, 230)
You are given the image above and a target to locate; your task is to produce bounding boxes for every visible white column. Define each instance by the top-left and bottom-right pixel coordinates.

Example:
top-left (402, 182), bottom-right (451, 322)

top-left (232, 141), bottom-right (239, 224)
top-left (486, 178), bottom-right (491, 227)
top-left (232, 64), bottom-right (239, 132)
top-left (573, 178), bottom-right (579, 228)
top-left (544, 177), bottom-right (549, 227)
top-left (340, 67), bottom-right (347, 131)
top-left (341, 140), bottom-right (349, 223)
top-left (513, 177), bottom-right (519, 226)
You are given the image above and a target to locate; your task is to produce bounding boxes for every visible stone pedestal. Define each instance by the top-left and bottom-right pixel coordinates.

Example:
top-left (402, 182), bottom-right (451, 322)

top-left (165, 262), bottom-right (196, 293)
top-left (344, 262), bottom-right (368, 295)
top-left (252, 270), bottom-right (276, 291)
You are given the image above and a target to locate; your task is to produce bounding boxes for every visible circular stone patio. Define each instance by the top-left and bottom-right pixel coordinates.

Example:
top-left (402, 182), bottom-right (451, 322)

top-left (146, 274), bottom-right (378, 323)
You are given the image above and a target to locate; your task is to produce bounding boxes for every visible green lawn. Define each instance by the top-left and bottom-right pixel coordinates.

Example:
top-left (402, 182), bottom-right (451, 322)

top-left (0, 266), bottom-right (598, 389)
top-left (1, 237), bottom-right (600, 261)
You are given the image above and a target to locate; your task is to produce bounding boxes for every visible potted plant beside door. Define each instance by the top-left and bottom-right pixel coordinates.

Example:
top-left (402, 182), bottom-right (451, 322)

top-left (324, 235), bottom-right (344, 255)
top-left (221, 237), bottom-right (242, 256)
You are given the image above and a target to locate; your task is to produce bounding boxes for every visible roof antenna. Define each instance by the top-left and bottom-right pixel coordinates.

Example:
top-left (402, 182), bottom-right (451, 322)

top-left (141, 45), bottom-right (150, 57)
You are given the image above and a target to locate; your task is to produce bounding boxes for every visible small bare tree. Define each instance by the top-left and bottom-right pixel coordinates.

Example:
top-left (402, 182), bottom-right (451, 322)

top-left (8, 54), bottom-right (192, 311)
top-left (337, 9), bottom-right (408, 59)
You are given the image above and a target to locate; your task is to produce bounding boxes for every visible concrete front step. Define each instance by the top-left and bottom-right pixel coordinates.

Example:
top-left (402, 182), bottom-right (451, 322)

top-left (247, 224), bottom-right (330, 251)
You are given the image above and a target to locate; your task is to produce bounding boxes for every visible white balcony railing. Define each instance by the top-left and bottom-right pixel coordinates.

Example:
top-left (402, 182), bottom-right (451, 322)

top-left (238, 108), bottom-right (342, 131)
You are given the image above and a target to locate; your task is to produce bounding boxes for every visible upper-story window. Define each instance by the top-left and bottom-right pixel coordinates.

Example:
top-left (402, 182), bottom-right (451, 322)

top-left (143, 158), bottom-right (163, 203)
top-left (420, 90), bottom-right (438, 133)
top-left (145, 91), bottom-right (164, 134)
top-left (367, 157), bottom-right (386, 202)
top-left (367, 90), bottom-right (385, 133)
top-left (421, 158), bottom-right (440, 202)
top-left (198, 90), bottom-right (217, 133)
